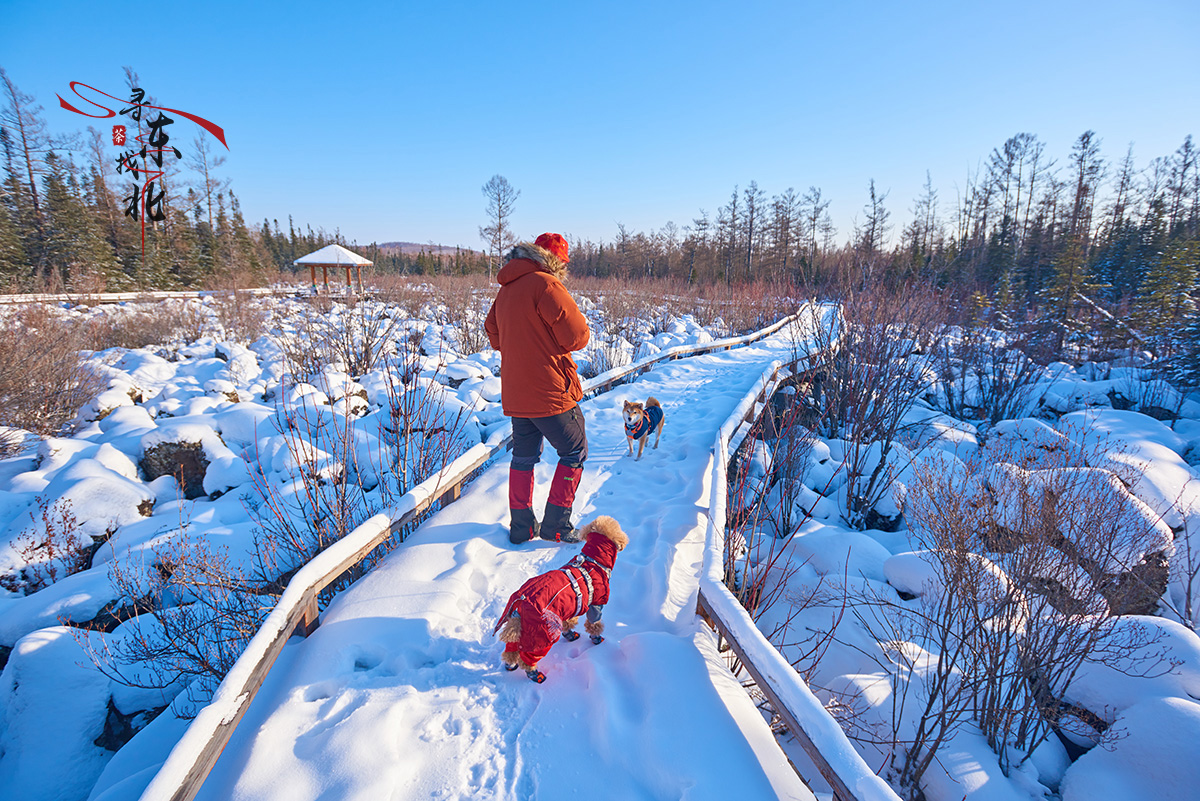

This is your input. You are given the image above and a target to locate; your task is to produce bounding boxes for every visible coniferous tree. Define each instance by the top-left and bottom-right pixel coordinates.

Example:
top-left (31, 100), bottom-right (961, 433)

top-left (1134, 237), bottom-right (1198, 343)
top-left (0, 191), bottom-right (24, 287)
top-left (1, 68), bottom-right (72, 271)
top-left (41, 152), bottom-right (120, 291)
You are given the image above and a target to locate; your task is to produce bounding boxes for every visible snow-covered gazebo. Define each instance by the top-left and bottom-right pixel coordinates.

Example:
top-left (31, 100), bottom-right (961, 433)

top-left (294, 244), bottom-right (372, 294)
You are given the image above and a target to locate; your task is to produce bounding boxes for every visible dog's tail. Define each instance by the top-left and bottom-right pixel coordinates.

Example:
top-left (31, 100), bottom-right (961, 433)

top-left (646, 396), bottom-right (661, 409)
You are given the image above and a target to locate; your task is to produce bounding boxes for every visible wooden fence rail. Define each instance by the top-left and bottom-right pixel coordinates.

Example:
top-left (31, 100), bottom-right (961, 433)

top-left (0, 286), bottom-right (305, 306)
top-left (695, 354), bottom-right (902, 801)
top-left (139, 307), bottom-right (813, 801)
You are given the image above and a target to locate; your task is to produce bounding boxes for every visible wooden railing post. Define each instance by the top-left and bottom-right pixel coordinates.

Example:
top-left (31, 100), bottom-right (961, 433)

top-left (440, 483), bottom-right (462, 509)
top-left (293, 597), bottom-right (319, 638)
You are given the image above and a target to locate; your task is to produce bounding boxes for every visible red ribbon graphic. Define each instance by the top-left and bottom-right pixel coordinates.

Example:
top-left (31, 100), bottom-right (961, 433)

top-left (57, 81), bottom-right (228, 149)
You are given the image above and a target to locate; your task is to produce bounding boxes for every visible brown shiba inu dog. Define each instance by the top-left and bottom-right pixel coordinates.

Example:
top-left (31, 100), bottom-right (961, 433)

top-left (622, 397), bottom-right (665, 459)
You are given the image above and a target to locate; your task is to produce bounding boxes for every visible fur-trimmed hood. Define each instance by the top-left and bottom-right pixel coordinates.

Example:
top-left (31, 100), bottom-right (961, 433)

top-left (501, 242), bottom-right (567, 281)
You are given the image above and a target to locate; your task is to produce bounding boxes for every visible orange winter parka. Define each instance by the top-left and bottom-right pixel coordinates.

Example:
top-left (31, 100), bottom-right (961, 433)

top-left (485, 243), bottom-right (590, 418)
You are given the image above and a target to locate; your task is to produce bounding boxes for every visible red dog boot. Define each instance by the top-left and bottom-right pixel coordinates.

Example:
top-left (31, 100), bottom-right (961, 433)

top-left (525, 668), bottom-right (546, 683)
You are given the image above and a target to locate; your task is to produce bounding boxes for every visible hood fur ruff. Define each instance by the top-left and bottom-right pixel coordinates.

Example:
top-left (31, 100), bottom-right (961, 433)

top-left (506, 242), bottom-right (567, 280)
top-left (578, 515), bottom-right (629, 551)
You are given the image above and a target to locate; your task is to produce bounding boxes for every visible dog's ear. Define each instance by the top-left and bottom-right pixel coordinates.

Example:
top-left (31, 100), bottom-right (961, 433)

top-left (580, 515), bottom-right (629, 551)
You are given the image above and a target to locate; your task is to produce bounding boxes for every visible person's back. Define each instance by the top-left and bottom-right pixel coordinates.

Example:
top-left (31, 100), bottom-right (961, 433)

top-left (488, 247), bottom-right (588, 417)
top-left (484, 233), bottom-right (591, 543)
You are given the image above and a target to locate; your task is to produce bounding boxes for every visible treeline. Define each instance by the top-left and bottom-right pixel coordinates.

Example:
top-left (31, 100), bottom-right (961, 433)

top-left (2, 67), bottom-right (1196, 361)
top-left (568, 131), bottom-right (1199, 345)
top-left (0, 69), bottom-right (487, 292)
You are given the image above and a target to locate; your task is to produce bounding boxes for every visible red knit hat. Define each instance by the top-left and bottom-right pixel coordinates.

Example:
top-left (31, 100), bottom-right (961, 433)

top-left (534, 232), bottom-right (570, 263)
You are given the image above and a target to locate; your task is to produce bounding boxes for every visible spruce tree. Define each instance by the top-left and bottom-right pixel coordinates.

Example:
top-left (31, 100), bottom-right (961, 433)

top-left (0, 195), bottom-right (25, 287)
top-left (41, 152), bottom-right (120, 291)
top-left (1136, 237), bottom-right (1199, 343)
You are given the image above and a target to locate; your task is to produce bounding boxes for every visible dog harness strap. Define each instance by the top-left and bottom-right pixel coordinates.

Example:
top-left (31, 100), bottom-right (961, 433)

top-left (561, 566), bottom-right (587, 618)
top-left (583, 554), bottom-right (611, 578)
top-left (577, 563), bottom-right (595, 607)
top-left (625, 410), bottom-right (650, 440)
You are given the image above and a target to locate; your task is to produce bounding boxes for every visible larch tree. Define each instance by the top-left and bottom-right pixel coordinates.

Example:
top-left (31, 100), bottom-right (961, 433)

top-left (769, 187), bottom-right (800, 282)
top-left (718, 185), bottom-right (739, 285)
top-left (902, 171), bottom-right (940, 275)
top-left (479, 174), bottom-right (519, 282)
top-left (1040, 131), bottom-right (1105, 349)
top-left (1, 68), bottom-right (74, 275)
top-left (855, 179), bottom-right (891, 285)
top-left (187, 134), bottom-right (230, 233)
top-left (799, 185), bottom-right (832, 284)
top-left (742, 180), bottom-right (765, 281)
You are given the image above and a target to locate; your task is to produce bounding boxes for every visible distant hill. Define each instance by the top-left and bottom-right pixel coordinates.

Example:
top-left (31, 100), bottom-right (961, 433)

top-left (369, 241), bottom-right (482, 257)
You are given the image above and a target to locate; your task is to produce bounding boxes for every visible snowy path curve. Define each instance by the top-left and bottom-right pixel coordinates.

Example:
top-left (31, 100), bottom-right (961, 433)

top-left (196, 328), bottom-right (816, 801)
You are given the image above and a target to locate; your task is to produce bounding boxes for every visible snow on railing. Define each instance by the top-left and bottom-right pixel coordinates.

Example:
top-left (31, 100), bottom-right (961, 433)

top-left (695, 354), bottom-right (902, 801)
top-left (0, 286), bottom-right (300, 305)
top-left (139, 307), bottom-right (813, 801)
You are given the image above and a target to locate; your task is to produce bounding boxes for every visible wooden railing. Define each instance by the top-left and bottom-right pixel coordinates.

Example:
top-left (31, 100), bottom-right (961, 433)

top-left (695, 356), bottom-right (902, 801)
top-left (138, 307), bottom-right (813, 801)
top-left (0, 286), bottom-right (302, 306)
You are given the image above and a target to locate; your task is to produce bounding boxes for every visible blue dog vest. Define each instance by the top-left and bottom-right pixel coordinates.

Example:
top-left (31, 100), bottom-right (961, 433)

top-left (625, 405), bottom-right (664, 440)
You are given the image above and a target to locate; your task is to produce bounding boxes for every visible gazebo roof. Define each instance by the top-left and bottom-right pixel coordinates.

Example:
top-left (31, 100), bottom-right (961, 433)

top-left (294, 244), bottom-right (373, 267)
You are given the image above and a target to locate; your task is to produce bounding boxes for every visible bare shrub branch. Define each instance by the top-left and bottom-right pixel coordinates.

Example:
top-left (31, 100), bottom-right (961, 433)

top-left (0, 304), bottom-right (104, 438)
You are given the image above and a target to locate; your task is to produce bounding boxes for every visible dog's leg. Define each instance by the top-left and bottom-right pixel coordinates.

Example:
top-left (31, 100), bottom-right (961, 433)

top-left (626, 435), bottom-right (634, 456)
top-left (562, 616), bottom-right (580, 641)
top-left (585, 619), bottom-right (605, 645)
top-left (637, 435), bottom-right (646, 460)
top-left (653, 420), bottom-right (663, 450)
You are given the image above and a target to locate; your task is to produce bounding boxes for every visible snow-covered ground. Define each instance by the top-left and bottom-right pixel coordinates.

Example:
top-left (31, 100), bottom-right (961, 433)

top-left (0, 292), bottom-right (812, 801)
top-left (738, 349), bottom-right (1200, 801)
top-left (2, 289), bottom-right (1199, 801)
top-left (141, 324), bottom-right (817, 801)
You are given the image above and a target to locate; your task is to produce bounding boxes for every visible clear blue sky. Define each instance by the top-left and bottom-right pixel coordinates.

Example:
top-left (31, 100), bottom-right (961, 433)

top-left (2, 0), bottom-right (1197, 250)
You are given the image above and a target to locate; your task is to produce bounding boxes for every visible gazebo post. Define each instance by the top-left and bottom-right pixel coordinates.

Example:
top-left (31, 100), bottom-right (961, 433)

top-left (345, 265), bottom-right (352, 293)
top-left (356, 266), bottom-right (363, 294)
top-left (322, 266), bottom-right (330, 293)
top-left (309, 264), bottom-right (316, 289)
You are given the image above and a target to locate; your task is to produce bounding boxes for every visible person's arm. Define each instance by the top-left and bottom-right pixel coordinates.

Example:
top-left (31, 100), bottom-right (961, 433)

top-left (537, 282), bottom-right (590, 352)
top-left (484, 302), bottom-right (501, 351)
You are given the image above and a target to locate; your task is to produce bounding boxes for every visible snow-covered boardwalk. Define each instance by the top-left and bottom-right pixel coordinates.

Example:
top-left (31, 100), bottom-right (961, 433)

top-left (191, 328), bottom-right (814, 801)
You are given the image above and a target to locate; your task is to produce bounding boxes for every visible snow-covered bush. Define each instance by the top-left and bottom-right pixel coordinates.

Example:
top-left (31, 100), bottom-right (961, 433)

top-left (819, 439), bottom-right (1176, 799)
top-left (800, 285), bottom-right (945, 529)
top-left (0, 304), bottom-right (104, 443)
top-left (274, 297), bottom-right (408, 380)
top-left (928, 326), bottom-right (1046, 426)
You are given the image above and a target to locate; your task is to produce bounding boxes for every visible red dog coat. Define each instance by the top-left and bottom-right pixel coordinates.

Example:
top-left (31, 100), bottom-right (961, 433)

top-left (494, 517), bottom-right (626, 670)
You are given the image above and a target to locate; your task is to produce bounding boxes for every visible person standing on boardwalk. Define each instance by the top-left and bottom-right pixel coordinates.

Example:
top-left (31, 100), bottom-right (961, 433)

top-left (485, 233), bottom-right (591, 544)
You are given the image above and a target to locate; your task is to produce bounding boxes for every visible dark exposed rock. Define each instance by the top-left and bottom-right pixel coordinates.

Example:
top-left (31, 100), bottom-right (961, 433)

top-left (141, 441), bottom-right (209, 500)
top-left (864, 507), bottom-right (903, 533)
top-left (1139, 405), bottom-right (1178, 422)
top-left (1097, 550), bottom-right (1170, 616)
top-left (93, 698), bottom-right (166, 753)
top-left (1107, 388), bottom-right (1135, 411)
